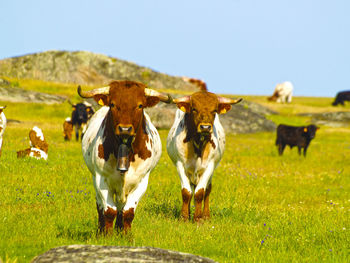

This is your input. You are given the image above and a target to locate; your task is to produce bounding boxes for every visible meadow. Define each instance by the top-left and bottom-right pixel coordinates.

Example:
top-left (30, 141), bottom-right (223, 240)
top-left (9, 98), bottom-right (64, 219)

top-left (0, 90), bottom-right (349, 262)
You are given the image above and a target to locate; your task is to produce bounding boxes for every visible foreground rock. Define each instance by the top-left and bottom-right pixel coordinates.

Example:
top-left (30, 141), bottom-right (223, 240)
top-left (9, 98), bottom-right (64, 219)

top-left (31, 245), bottom-right (216, 263)
top-left (299, 112), bottom-right (350, 127)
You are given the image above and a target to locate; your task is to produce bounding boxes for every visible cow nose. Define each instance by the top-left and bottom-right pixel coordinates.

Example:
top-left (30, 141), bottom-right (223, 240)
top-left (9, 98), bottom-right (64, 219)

top-left (199, 124), bottom-right (212, 133)
top-left (117, 125), bottom-right (133, 135)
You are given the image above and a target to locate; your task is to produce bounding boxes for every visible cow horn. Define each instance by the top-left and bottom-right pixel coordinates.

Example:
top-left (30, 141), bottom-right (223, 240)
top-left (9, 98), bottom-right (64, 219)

top-left (218, 96), bottom-right (243, 104)
top-left (0, 105), bottom-right (6, 109)
top-left (77, 85), bottom-right (110, 98)
top-left (144, 88), bottom-right (173, 103)
top-left (172, 96), bottom-right (191, 104)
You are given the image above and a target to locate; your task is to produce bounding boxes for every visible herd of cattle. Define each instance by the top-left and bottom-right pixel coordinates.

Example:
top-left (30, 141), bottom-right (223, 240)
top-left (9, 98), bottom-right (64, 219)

top-left (0, 81), bottom-right (349, 234)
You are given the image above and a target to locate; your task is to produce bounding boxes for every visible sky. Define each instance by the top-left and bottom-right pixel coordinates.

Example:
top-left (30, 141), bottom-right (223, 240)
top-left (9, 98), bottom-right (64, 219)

top-left (1, 0), bottom-right (349, 97)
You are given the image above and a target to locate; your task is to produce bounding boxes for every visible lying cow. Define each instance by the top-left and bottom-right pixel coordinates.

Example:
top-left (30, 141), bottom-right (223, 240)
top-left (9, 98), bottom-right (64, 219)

top-left (276, 124), bottom-right (319, 157)
top-left (332, 91), bottom-right (350, 106)
top-left (17, 126), bottom-right (49, 160)
top-left (78, 80), bottom-right (171, 233)
top-left (167, 78), bottom-right (242, 221)
top-left (70, 101), bottom-right (94, 141)
top-left (268, 81), bottom-right (293, 103)
top-left (63, 117), bottom-right (73, 141)
top-left (0, 106), bottom-right (6, 157)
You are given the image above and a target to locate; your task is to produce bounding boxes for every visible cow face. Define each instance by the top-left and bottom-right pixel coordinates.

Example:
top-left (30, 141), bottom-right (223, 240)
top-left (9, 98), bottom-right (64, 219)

top-left (78, 81), bottom-right (171, 143)
top-left (72, 103), bottom-right (88, 124)
top-left (304, 125), bottom-right (319, 139)
top-left (175, 91), bottom-right (242, 134)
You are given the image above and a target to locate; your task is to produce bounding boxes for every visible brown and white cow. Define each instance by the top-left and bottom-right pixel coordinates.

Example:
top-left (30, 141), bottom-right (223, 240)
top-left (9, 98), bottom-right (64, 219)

top-left (63, 117), bottom-right (73, 141)
top-left (78, 80), bottom-right (171, 233)
top-left (0, 106), bottom-right (7, 157)
top-left (17, 126), bottom-right (49, 160)
top-left (167, 78), bottom-right (242, 221)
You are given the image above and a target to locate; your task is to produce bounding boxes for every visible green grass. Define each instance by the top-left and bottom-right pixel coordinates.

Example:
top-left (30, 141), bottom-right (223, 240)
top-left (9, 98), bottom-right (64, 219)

top-left (0, 92), bottom-right (349, 262)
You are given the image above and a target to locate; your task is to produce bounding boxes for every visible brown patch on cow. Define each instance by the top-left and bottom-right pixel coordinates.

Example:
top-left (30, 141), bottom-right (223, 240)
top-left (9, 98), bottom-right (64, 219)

top-left (29, 129), bottom-right (48, 153)
top-left (183, 77), bottom-right (207, 91)
top-left (123, 207), bottom-right (135, 232)
top-left (104, 207), bottom-right (117, 233)
top-left (0, 127), bottom-right (2, 133)
top-left (194, 188), bottom-right (204, 222)
top-left (181, 188), bottom-right (192, 221)
top-left (17, 148), bottom-right (31, 158)
top-left (203, 183), bottom-right (212, 220)
top-left (98, 144), bottom-right (105, 159)
top-left (268, 91), bottom-right (279, 101)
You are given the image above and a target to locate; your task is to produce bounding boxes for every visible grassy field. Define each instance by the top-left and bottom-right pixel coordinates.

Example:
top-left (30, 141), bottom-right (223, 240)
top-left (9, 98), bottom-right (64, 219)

top-left (0, 89), bottom-right (349, 262)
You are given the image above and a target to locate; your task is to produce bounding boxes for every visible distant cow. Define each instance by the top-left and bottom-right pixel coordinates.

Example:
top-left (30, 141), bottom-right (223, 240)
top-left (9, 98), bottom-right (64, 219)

top-left (78, 80), bottom-right (171, 233)
top-left (0, 106), bottom-right (7, 157)
top-left (268, 81), bottom-right (293, 103)
top-left (17, 126), bottom-right (49, 160)
top-left (332, 91), bottom-right (350, 106)
top-left (63, 117), bottom-right (73, 141)
top-left (70, 102), bottom-right (94, 141)
top-left (276, 124), bottom-right (319, 156)
top-left (167, 78), bottom-right (242, 221)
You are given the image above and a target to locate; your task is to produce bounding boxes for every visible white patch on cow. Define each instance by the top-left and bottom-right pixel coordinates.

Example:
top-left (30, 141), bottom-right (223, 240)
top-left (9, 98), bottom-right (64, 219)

top-left (167, 109), bottom-right (226, 195)
top-left (65, 117), bottom-right (71, 122)
top-left (32, 126), bottom-right (45, 141)
top-left (29, 147), bottom-right (48, 160)
top-left (0, 110), bottom-right (7, 154)
top-left (82, 107), bottom-right (161, 213)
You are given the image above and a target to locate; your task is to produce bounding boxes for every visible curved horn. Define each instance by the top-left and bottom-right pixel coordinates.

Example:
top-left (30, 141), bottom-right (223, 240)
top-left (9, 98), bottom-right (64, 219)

top-left (144, 88), bottom-right (173, 103)
top-left (0, 105), bottom-right (7, 110)
top-left (77, 85), bottom-right (110, 98)
top-left (218, 96), bottom-right (243, 105)
top-left (172, 95), bottom-right (191, 104)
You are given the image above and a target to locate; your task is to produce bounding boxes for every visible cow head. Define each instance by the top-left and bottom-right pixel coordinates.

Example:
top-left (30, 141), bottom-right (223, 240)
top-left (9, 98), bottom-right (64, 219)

top-left (174, 91), bottom-right (242, 135)
top-left (78, 80), bottom-right (171, 144)
top-left (304, 125), bottom-right (320, 139)
top-left (71, 103), bottom-right (94, 125)
top-left (0, 106), bottom-right (6, 114)
top-left (267, 91), bottom-right (279, 101)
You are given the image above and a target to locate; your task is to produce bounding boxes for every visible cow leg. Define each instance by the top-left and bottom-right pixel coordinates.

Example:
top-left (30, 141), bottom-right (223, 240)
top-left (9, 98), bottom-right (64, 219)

top-left (122, 172), bottom-right (150, 232)
top-left (75, 125), bottom-right (80, 141)
top-left (176, 161), bottom-right (192, 221)
top-left (303, 145), bottom-right (309, 157)
top-left (194, 162), bottom-right (214, 222)
top-left (203, 183), bottom-right (212, 220)
top-left (298, 146), bottom-right (302, 155)
top-left (278, 143), bottom-right (286, 155)
top-left (115, 210), bottom-right (123, 232)
top-left (93, 174), bottom-right (117, 234)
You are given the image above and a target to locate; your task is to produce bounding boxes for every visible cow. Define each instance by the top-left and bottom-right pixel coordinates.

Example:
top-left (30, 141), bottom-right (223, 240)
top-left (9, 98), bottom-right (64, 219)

top-left (63, 117), bottom-right (73, 141)
top-left (332, 91), bottom-right (350, 106)
top-left (70, 101), bottom-right (94, 141)
top-left (166, 78), bottom-right (242, 222)
top-left (276, 124), bottom-right (319, 157)
top-left (268, 81), bottom-right (293, 103)
top-left (0, 106), bottom-right (6, 157)
top-left (77, 80), bottom-right (172, 233)
top-left (17, 126), bottom-right (49, 160)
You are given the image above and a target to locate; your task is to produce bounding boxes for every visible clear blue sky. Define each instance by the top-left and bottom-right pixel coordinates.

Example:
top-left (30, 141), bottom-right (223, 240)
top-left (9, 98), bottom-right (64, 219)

top-left (1, 0), bottom-right (349, 97)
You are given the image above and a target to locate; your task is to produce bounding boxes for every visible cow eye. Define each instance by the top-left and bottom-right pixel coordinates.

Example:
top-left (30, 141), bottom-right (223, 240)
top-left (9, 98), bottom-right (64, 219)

top-left (110, 103), bottom-right (115, 108)
top-left (138, 104), bottom-right (143, 109)
top-left (192, 108), bottom-right (198, 113)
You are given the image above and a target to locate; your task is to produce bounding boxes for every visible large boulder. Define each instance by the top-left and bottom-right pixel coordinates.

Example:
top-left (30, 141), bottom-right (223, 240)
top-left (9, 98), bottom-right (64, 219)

top-left (299, 111), bottom-right (350, 127)
top-left (31, 245), bottom-right (217, 263)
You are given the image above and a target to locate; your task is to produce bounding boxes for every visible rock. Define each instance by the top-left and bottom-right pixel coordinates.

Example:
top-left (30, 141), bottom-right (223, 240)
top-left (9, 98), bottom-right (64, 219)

top-left (31, 245), bottom-right (217, 263)
top-left (299, 111), bottom-right (350, 127)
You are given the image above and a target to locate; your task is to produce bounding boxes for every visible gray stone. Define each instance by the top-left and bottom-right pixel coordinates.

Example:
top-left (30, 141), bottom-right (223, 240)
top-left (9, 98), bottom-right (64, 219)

top-left (299, 111), bottom-right (350, 127)
top-left (31, 245), bottom-right (217, 263)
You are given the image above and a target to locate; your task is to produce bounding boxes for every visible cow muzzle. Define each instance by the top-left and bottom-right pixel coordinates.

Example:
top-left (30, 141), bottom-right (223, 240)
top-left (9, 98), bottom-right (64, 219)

top-left (198, 123), bottom-right (212, 134)
top-left (116, 124), bottom-right (135, 143)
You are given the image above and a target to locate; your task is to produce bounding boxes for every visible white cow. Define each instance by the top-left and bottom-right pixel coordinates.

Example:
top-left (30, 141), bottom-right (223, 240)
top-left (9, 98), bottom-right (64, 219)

top-left (268, 81), bottom-right (294, 103)
top-left (167, 78), bottom-right (242, 221)
top-left (0, 106), bottom-right (7, 157)
top-left (78, 80), bottom-right (171, 233)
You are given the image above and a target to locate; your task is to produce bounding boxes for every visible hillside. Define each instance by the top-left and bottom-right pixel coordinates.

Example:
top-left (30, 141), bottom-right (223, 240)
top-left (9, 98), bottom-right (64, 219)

top-left (0, 50), bottom-right (196, 92)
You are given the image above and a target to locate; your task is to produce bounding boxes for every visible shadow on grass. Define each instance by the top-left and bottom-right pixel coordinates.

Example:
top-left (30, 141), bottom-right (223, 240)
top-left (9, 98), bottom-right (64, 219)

top-left (56, 222), bottom-right (96, 241)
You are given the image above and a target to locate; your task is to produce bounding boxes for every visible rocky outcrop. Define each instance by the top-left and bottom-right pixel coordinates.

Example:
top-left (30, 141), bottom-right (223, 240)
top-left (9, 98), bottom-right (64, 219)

top-left (31, 245), bottom-right (217, 263)
top-left (0, 51), bottom-right (196, 91)
top-left (299, 112), bottom-right (350, 127)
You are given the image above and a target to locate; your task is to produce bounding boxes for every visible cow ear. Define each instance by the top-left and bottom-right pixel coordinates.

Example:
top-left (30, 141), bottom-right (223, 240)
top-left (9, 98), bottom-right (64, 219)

top-left (218, 103), bottom-right (232, 114)
top-left (176, 102), bottom-right (191, 113)
top-left (304, 127), bottom-right (308, 132)
top-left (93, 95), bottom-right (109, 106)
top-left (145, 96), bottom-right (160, 108)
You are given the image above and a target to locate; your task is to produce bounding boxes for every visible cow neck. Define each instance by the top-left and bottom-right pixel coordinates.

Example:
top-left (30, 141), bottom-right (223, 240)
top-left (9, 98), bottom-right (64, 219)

top-left (101, 109), bottom-right (151, 163)
top-left (183, 113), bottom-right (214, 157)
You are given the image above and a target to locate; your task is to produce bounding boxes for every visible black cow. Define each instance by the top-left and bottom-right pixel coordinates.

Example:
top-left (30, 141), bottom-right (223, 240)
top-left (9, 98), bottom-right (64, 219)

top-left (276, 124), bottom-right (319, 156)
top-left (332, 91), bottom-right (350, 106)
top-left (71, 102), bottom-right (94, 141)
